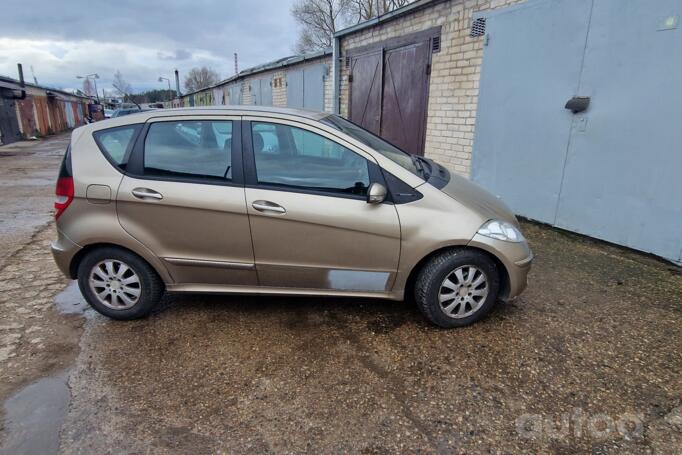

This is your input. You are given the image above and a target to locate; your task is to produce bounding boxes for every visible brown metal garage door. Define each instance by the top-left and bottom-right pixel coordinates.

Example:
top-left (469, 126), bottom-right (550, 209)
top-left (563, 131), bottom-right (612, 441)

top-left (348, 28), bottom-right (439, 156)
top-left (0, 96), bottom-right (20, 145)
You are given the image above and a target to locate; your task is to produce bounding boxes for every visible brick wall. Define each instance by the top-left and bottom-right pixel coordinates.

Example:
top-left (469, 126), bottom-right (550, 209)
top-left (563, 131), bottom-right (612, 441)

top-left (272, 70), bottom-right (287, 107)
top-left (323, 64), bottom-right (333, 113)
top-left (338, 0), bottom-right (524, 176)
top-left (239, 79), bottom-right (254, 106)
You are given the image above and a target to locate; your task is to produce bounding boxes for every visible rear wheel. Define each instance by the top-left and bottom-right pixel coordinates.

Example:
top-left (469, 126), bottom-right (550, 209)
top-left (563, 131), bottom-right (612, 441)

top-left (77, 247), bottom-right (164, 320)
top-left (414, 249), bottom-right (500, 328)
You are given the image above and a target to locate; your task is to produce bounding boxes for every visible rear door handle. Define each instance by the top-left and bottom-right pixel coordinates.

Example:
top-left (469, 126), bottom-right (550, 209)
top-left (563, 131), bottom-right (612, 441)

top-left (132, 188), bottom-right (163, 200)
top-left (252, 200), bottom-right (286, 214)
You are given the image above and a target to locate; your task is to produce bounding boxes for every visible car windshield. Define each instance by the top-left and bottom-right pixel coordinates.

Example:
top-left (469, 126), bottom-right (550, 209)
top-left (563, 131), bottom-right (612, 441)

top-left (320, 114), bottom-right (421, 177)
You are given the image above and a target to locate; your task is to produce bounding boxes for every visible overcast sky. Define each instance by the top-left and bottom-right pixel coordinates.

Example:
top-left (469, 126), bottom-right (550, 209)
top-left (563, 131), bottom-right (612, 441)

top-left (0, 0), bottom-right (299, 94)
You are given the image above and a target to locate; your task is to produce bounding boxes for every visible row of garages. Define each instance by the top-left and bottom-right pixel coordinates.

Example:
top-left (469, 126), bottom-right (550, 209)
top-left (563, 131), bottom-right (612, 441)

top-left (178, 0), bottom-right (681, 264)
top-left (172, 50), bottom-right (333, 113)
top-left (0, 76), bottom-right (91, 145)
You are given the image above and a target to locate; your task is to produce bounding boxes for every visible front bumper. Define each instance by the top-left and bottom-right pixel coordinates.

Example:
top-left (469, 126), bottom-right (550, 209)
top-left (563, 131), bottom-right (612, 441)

top-left (51, 229), bottom-right (82, 278)
top-left (467, 233), bottom-right (533, 300)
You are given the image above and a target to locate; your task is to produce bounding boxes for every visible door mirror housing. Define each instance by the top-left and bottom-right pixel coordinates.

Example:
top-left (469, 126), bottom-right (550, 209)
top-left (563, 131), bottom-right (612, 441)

top-left (367, 183), bottom-right (387, 204)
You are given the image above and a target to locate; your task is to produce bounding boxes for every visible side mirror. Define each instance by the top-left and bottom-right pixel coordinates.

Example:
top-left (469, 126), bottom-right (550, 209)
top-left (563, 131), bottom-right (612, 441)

top-left (367, 182), bottom-right (387, 204)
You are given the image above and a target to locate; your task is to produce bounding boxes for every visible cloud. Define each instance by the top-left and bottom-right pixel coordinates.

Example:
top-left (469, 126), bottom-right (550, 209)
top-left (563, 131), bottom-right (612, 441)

top-left (0, 38), bottom-right (228, 92)
top-left (157, 49), bottom-right (193, 61)
top-left (0, 0), bottom-right (299, 92)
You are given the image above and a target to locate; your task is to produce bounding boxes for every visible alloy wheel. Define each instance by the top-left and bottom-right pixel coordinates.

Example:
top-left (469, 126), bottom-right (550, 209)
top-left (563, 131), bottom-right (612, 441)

top-left (88, 259), bottom-right (141, 310)
top-left (438, 265), bottom-right (489, 318)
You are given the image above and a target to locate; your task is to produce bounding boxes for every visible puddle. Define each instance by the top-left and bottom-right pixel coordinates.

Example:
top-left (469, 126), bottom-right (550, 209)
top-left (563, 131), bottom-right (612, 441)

top-left (0, 371), bottom-right (70, 455)
top-left (54, 281), bottom-right (89, 316)
top-left (0, 282), bottom-right (90, 454)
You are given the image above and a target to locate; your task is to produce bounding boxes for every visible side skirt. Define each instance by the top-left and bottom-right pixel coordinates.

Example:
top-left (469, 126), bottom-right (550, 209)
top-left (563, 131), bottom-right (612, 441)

top-left (165, 284), bottom-right (403, 301)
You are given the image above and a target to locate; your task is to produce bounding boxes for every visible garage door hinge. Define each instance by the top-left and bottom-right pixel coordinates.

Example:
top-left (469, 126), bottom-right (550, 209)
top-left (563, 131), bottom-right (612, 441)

top-left (426, 64), bottom-right (431, 75)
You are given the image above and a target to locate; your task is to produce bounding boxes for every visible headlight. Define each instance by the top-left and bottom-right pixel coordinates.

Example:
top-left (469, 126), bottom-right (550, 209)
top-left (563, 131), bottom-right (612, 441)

top-left (477, 220), bottom-right (525, 243)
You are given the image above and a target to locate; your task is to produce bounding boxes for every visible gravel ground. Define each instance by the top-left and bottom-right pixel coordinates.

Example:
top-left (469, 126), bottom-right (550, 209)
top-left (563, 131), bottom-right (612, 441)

top-left (0, 135), bottom-right (69, 267)
top-left (1, 135), bottom-right (680, 454)
top-left (0, 135), bottom-right (82, 454)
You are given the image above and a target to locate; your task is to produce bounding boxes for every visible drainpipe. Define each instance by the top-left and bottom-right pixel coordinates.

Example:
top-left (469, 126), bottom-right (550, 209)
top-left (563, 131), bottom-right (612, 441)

top-left (332, 36), bottom-right (341, 115)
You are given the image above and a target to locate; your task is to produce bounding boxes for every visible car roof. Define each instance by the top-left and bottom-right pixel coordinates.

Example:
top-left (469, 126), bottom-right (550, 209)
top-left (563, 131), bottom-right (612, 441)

top-left (141, 105), bottom-right (324, 119)
top-left (184, 105), bottom-right (327, 119)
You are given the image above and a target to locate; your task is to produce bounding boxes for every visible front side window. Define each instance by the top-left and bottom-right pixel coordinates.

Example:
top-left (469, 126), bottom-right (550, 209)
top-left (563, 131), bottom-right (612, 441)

top-left (144, 120), bottom-right (232, 180)
top-left (251, 122), bottom-right (370, 196)
top-left (321, 114), bottom-right (421, 177)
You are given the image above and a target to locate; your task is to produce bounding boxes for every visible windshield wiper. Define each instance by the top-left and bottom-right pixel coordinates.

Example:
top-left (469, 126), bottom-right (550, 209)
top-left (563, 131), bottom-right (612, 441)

top-left (411, 155), bottom-right (431, 180)
top-left (411, 155), bottom-right (425, 177)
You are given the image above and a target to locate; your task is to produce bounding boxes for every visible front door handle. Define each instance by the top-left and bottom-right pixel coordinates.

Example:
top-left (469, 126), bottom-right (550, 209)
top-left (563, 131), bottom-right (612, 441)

top-left (132, 188), bottom-right (163, 200)
top-left (252, 200), bottom-right (286, 214)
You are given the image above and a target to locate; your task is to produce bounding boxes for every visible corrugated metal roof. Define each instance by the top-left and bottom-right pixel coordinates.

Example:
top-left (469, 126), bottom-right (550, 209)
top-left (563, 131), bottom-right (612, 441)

top-left (182, 48), bottom-right (332, 98)
top-left (0, 75), bottom-right (92, 100)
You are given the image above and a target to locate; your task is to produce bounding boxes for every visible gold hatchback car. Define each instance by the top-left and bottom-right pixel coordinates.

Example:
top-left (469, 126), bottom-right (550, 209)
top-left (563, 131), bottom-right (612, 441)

top-left (51, 107), bottom-right (532, 328)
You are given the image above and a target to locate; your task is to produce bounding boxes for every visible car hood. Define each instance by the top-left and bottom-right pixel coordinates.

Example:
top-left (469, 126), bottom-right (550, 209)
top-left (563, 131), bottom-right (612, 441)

top-left (438, 172), bottom-right (518, 226)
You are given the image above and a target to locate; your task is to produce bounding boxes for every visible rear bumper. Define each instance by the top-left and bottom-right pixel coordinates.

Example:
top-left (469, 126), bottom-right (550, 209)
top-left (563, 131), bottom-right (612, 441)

top-left (467, 233), bottom-right (533, 300)
top-left (51, 229), bottom-right (81, 278)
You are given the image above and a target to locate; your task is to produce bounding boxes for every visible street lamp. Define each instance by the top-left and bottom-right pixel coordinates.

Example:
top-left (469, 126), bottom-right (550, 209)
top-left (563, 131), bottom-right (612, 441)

top-left (158, 76), bottom-right (171, 102)
top-left (76, 73), bottom-right (100, 102)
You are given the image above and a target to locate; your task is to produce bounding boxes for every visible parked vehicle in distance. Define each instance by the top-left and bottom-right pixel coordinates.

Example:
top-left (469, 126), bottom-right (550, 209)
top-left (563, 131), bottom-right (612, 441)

top-left (51, 107), bottom-right (532, 328)
top-left (109, 107), bottom-right (141, 118)
top-left (103, 109), bottom-right (115, 119)
top-left (110, 105), bottom-right (159, 118)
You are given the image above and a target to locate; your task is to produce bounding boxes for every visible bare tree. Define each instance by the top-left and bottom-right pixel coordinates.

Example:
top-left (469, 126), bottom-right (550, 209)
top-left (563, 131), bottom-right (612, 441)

top-left (291, 0), bottom-right (415, 52)
top-left (291, 0), bottom-right (353, 53)
top-left (82, 78), bottom-right (95, 97)
top-left (112, 70), bottom-right (132, 98)
top-left (111, 70), bottom-right (141, 107)
top-left (350, 0), bottom-right (414, 21)
top-left (184, 67), bottom-right (219, 93)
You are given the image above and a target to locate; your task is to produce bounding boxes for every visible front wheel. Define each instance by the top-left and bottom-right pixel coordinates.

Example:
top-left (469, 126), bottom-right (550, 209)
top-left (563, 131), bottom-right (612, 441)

top-left (77, 247), bottom-right (164, 320)
top-left (414, 249), bottom-right (500, 328)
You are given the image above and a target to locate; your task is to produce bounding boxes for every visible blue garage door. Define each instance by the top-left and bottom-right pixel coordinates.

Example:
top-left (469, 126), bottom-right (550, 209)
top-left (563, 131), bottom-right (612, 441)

top-left (286, 64), bottom-right (327, 111)
top-left (228, 84), bottom-right (241, 105)
top-left (473, 0), bottom-right (682, 264)
top-left (252, 77), bottom-right (273, 106)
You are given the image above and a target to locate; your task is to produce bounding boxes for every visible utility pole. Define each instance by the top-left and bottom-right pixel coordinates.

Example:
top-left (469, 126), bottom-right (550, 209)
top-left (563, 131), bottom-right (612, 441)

top-left (234, 53), bottom-right (239, 75)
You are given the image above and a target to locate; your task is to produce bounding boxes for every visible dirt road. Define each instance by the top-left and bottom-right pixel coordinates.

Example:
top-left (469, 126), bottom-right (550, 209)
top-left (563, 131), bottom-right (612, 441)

top-left (0, 134), bottom-right (680, 454)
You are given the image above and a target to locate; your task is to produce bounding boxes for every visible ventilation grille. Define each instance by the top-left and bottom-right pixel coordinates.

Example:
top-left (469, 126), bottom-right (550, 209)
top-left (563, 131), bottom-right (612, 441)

top-left (470, 17), bottom-right (486, 37)
top-left (432, 35), bottom-right (441, 53)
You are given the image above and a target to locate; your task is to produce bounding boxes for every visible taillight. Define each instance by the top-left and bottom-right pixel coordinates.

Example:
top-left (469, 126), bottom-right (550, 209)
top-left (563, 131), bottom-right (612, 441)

top-left (55, 145), bottom-right (74, 220)
top-left (54, 177), bottom-right (74, 220)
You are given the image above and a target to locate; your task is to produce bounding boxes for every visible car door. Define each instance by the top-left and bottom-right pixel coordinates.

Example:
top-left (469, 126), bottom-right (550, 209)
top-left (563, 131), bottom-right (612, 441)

top-left (242, 117), bottom-right (401, 293)
top-left (116, 115), bottom-right (257, 286)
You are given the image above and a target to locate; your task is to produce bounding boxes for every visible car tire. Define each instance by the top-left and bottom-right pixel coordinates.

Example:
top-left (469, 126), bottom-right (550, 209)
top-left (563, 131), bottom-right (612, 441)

top-left (77, 247), bottom-right (164, 320)
top-left (414, 248), bottom-right (500, 328)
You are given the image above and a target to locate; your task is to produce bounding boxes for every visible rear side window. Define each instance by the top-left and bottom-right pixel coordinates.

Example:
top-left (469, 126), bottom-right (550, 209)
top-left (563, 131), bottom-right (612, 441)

top-left (93, 125), bottom-right (141, 167)
top-left (143, 120), bottom-right (233, 180)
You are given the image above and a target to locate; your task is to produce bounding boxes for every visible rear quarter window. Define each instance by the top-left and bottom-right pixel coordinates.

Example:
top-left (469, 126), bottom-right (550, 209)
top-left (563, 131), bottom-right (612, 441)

top-left (93, 125), bottom-right (141, 168)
